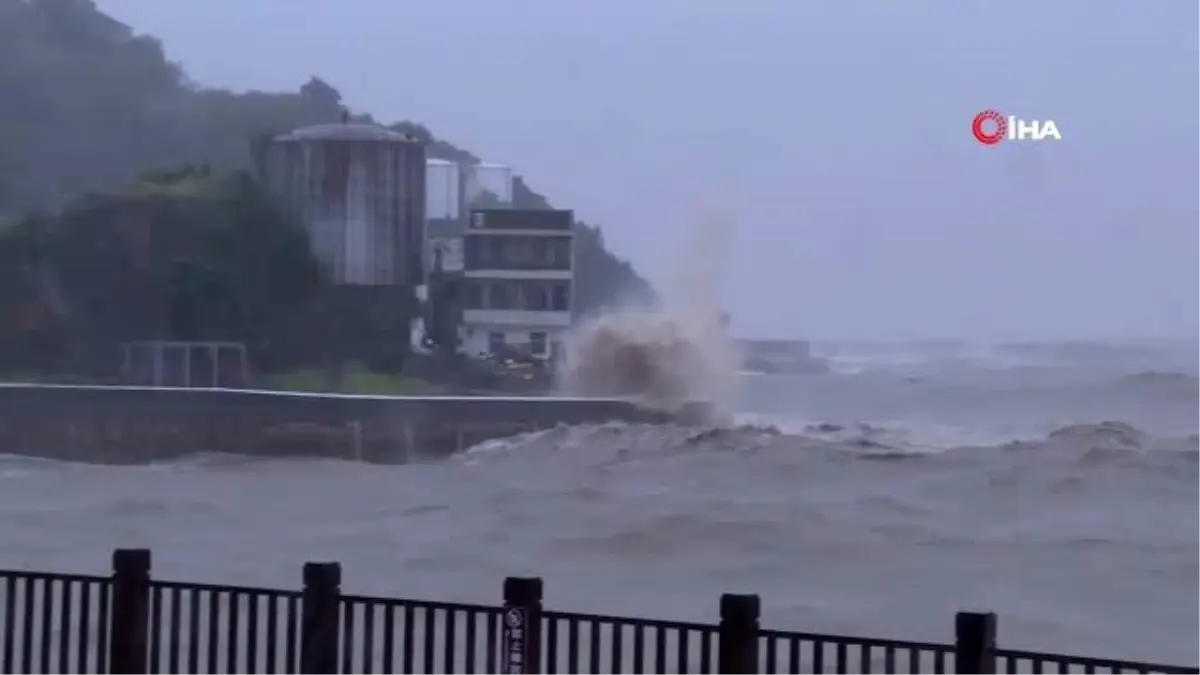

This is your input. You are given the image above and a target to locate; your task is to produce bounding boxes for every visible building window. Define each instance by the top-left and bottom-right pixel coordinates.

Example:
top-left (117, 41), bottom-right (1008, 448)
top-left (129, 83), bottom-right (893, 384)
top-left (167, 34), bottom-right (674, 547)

top-left (463, 280), bottom-right (482, 309)
top-left (486, 281), bottom-right (500, 308)
top-left (551, 282), bottom-right (570, 312)
top-left (464, 236), bottom-right (482, 269)
top-left (530, 332), bottom-right (547, 356)
top-left (507, 237), bottom-right (535, 265)
top-left (486, 237), bottom-right (504, 266)
top-left (488, 281), bottom-right (515, 309)
top-left (495, 283), bottom-right (506, 309)
top-left (441, 278), bottom-right (460, 303)
top-left (523, 281), bottom-right (549, 311)
top-left (488, 331), bottom-right (505, 353)
top-left (550, 238), bottom-right (571, 268)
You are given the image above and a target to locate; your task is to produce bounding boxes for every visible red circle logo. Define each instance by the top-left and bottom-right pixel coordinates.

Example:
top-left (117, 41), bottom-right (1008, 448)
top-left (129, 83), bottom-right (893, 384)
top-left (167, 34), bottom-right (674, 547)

top-left (972, 110), bottom-right (1007, 145)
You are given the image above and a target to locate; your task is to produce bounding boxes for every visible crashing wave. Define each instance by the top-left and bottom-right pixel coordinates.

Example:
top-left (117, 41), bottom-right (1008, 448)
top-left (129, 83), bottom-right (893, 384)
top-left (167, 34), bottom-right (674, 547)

top-left (557, 306), bottom-right (741, 422)
top-left (1046, 421), bottom-right (1149, 452)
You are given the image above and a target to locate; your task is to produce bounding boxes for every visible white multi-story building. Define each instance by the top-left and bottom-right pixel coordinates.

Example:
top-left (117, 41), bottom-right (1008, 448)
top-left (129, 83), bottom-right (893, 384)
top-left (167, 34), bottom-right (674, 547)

top-left (460, 208), bottom-right (574, 361)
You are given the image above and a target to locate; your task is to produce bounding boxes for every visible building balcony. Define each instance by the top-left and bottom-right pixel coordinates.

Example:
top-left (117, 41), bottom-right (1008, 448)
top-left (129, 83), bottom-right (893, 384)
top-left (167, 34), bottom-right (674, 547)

top-left (463, 232), bottom-right (573, 273)
top-left (463, 259), bottom-right (571, 272)
top-left (462, 309), bottom-right (572, 328)
top-left (463, 268), bottom-right (572, 280)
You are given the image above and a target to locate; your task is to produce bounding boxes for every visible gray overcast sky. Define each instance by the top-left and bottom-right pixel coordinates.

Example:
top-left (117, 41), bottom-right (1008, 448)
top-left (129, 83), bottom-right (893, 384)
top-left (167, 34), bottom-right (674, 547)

top-left (97, 0), bottom-right (1198, 341)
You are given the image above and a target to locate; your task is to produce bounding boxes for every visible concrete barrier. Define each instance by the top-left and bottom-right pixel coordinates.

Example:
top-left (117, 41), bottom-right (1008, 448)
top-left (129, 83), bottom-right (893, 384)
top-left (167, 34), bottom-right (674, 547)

top-left (0, 383), bottom-right (670, 464)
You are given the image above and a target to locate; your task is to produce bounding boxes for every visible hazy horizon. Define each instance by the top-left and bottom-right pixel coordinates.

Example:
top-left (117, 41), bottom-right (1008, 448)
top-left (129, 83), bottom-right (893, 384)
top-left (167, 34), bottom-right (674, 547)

top-left (95, 0), bottom-right (1199, 342)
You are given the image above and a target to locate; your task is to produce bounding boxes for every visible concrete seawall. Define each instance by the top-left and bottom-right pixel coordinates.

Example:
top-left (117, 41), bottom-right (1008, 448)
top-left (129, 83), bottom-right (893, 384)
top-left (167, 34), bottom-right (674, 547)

top-left (0, 383), bottom-right (671, 464)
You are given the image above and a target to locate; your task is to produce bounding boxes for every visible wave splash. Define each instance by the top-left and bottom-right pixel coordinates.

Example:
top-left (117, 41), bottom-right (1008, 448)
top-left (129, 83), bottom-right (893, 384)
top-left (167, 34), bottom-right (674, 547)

top-left (556, 213), bottom-right (741, 421)
top-left (557, 307), bottom-right (740, 417)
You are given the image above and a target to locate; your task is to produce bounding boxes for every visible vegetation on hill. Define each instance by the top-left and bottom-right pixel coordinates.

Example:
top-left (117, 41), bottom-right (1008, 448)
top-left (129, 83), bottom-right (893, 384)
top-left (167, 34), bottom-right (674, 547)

top-left (0, 0), bottom-right (652, 378)
top-left (0, 167), bottom-right (335, 375)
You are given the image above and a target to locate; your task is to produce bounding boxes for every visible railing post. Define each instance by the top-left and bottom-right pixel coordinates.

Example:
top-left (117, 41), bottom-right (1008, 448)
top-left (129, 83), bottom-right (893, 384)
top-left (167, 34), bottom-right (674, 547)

top-left (300, 562), bottom-right (341, 674)
top-left (109, 548), bottom-right (151, 675)
top-left (501, 577), bottom-right (543, 674)
top-left (718, 593), bottom-right (760, 674)
top-left (954, 611), bottom-right (997, 674)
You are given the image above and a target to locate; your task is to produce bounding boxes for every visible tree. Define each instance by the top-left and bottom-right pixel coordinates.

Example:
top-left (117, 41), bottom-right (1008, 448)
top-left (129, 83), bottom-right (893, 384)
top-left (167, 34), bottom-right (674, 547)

top-left (299, 76), bottom-right (342, 109)
top-left (0, 167), bottom-right (330, 376)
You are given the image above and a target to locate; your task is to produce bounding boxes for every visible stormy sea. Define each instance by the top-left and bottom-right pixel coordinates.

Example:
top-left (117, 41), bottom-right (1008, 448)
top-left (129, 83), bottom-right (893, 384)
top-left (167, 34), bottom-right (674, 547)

top-left (1, 338), bottom-right (1196, 665)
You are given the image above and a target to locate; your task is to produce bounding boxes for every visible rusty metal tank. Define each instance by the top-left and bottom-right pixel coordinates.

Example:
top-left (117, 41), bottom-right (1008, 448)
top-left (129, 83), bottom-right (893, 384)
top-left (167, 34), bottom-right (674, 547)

top-left (263, 122), bottom-right (427, 286)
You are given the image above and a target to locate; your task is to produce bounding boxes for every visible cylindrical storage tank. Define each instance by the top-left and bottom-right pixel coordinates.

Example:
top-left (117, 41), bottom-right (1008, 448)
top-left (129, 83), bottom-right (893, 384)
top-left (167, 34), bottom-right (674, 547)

top-left (263, 123), bottom-right (427, 286)
top-left (463, 162), bottom-right (514, 207)
top-left (425, 158), bottom-right (460, 220)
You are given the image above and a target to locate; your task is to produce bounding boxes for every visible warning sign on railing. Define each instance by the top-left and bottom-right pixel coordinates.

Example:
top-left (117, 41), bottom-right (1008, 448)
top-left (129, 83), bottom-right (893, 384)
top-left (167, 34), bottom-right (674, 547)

top-left (502, 606), bottom-right (527, 674)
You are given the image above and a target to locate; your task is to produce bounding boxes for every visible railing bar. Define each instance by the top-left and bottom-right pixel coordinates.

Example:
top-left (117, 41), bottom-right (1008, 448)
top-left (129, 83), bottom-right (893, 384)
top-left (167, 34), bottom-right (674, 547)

top-left (265, 594), bottom-right (278, 675)
top-left (443, 607), bottom-right (457, 674)
top-left (20, 577), bottom-right (33, 675)
top-left (166, 586), bottom-right (182, 675)
top-left (588, 620), bottom-right (601, 674)
top-left (76, 580), bottom-right (93, 674)
top-left (382, 604), bottom-right (395, 673)
top-left (95, 581), bottom-right (110, 673)
top-left (361, 600), bottom-right (377, 675)
top-left (340, 600), bottom-right (355, 675)
top-left (227, 591), bottom-right (242, 674)
top-left (185, 588), bottom-right (200, 675)
top-left (37, 575), bottom-right (53, 675)
top-left (566, 617), bottom-right (580, 674)
top-left (148, 585), bottom-right (162, 674)
top-left (545, 615), bottom-right (558, 674)
top-left (653, 625), bottom-right (666, 675)
top-left (56, 579), bottom-right (71, 675)
top-left (485, 609), bottom-right (498, 673)
top-left (285, 595), bottom-right (299, 674)
top-left (463, 609), bottom-right (477, 674)
top-left (205, 589), bottom-right (220, 673)
top-left (402, 604), bottom-right (415, 674)
top-left (765, 634), bottom-right (778, 674)
top-left (422, 605), bottom-right (436, 675)
top-left (246, 592), bottom-right (260, 674)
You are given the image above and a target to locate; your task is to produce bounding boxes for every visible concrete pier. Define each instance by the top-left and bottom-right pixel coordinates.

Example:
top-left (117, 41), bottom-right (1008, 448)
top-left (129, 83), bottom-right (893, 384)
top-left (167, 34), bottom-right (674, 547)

top-left (0, 383), bottom-right (669, 464)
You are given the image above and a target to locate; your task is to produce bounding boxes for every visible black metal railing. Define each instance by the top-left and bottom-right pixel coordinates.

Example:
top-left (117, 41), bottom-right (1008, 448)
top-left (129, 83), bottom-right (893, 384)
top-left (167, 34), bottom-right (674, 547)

top-left (541, 610), bottom-right (719, 674)
top-left (1, 548), bottom-right (1196, 674)
top-left (0, 570), bottom-right (111, 674)
top-left (993, 647), bottom-right (1197, 674)
top-left (144, 581), bottom-right (301, 674)
top-left (338, 595), bottom-right (501, 673)
top-left (759, 629), bottom-right (955, 674)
